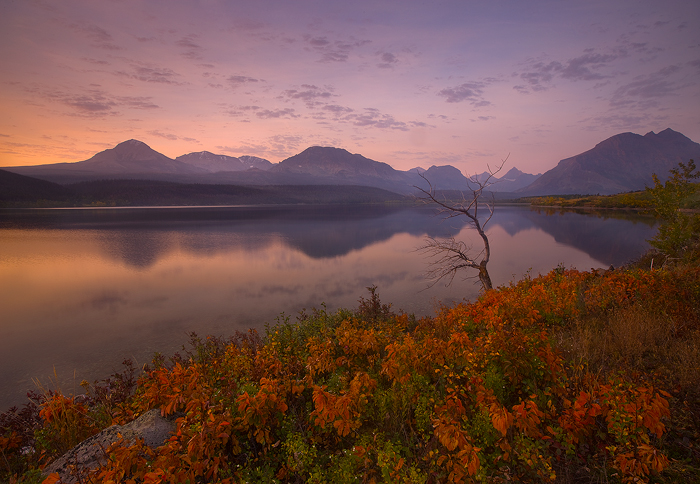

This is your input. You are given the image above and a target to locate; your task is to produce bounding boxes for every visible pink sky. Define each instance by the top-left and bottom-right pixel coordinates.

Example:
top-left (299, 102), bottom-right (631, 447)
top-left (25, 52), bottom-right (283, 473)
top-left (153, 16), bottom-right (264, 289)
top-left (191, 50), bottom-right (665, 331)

top-left (1, 0), bottom-right (698, 175)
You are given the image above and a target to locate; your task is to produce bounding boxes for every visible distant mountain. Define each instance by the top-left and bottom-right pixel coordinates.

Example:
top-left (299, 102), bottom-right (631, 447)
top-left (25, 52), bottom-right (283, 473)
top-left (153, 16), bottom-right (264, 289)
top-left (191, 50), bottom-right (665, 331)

top-left (6, 140), bottom-right (207, 183)
top-left (0, 169), bottom-right (71, 205)
top-left (272, 146), bottom-right (402, 179)
top-left (176, 151), bottom-right (272, 172)
top-left (418, 165), bottom-right (470, 190)
top-left (447, 166), bottom-right (540, 193)
top-left (269, 146), bottom-right (415, 192)
top-left (518, 128), bottom-right (700, 195)
top-left (238, 156), bottom-right (273, 170)
top-left (5, 129), bottom-right (694, 198)
top-left (491, 167), bottom-right (542, 192)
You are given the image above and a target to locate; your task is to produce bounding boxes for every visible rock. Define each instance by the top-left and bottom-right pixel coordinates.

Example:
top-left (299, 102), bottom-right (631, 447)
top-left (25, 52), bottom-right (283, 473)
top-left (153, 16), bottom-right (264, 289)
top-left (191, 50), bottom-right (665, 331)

top-left (42, 409), bottom-right (176, 483)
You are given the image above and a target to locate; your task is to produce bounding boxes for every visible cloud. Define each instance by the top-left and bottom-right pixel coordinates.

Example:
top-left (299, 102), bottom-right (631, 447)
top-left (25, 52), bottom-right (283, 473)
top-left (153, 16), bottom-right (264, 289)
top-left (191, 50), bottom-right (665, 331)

top-left (348, 108), bottom-right (409, 131)
top-left (515, 50), bottom-right (621, 93)
top-left (118, 96), bottom-right (160, 110)
top-left (256, 108), bottom-right (299, 119)
top-left (281, 84), bottom-right (334, 108)
top-left (559, 52), bottom-right (619, 81)
top-left (303, 34), bottom-right (371, 63)
top-left (306, 36), bottom-right (331, 47)
top-left (148, 130), bottom-right (178, 141)
top-left (516, 61), bottom-right (561, 91)
top-left (610, 64), bottom-right (684, 108)
top-left (410, 121), bottom-right (433, 128)
top-left (227, 75), bottom-right (262, 89)
top-left (27, 86), bottom-right (160, 117)
top-left (580, 112), bottom-right (669, 132)
top-left (116, 64), bottom-right (182, 84)
top-left (81, 57), bottom-right (110, 66)
top-left (323, 104), bottom-right (354, 114)
top-left (148, 130), bottom-right (200, 143)
top-left (223, 105), bottom-right (261, 118)
top-left (437, 81), bottom-right (491, 106)
top-left (268, 134), bottom-right (303, 153)
top-left (217, 134), bottom-right (303, 159)
top-left (312, 104), bottom-right (430, 132)
top-left (377, 52), bottom-right (398, 69)
top-left (70, 23), bottom-right (121, 50)
top-left (176, 35), bottom-right (203, 60)
top-left (217, 142), bottom-right (270, 156)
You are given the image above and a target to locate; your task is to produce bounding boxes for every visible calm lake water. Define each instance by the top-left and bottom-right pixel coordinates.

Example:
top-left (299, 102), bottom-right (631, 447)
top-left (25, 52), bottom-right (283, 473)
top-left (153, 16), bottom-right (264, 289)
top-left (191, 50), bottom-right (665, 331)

top-left (0, 205), bottom-right (656, 411)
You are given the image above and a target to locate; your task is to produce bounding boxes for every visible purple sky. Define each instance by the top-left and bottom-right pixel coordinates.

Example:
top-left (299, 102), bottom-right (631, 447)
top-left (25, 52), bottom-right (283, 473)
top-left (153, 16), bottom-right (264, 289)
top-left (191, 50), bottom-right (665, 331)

top-left (1, 0), bottom-right (698, 174)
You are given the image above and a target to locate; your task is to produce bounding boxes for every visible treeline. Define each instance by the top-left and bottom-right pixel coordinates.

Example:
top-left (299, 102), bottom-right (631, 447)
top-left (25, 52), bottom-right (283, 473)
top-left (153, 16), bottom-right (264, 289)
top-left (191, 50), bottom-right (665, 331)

top-left (524, 181), bottom-right (699, 211)
top-left (525, 191), bottom-right (656, 209)
top-left (0, 169), bottom-right (409, 207)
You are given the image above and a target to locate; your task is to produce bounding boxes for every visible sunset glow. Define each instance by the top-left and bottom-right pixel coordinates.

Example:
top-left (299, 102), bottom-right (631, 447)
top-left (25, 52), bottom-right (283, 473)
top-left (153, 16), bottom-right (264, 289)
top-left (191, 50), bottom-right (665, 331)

top-left (1, 0), bottom-right (698, 174)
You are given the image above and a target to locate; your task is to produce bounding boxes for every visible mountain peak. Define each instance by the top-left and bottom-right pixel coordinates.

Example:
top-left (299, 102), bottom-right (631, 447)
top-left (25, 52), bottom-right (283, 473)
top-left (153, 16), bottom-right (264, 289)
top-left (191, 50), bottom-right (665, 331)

top-left (176, 151), bottom-right (272, 172)
top-left (121, 139), bottom-right (148, 145)
top-left (502, 167), bottom-right (524, 178)
top-left (273, 145), bottom-right (405, 183)
top-left (115, 139), bottom-right (151, 150)
top-left (518, 128), bottom-right (700, 195)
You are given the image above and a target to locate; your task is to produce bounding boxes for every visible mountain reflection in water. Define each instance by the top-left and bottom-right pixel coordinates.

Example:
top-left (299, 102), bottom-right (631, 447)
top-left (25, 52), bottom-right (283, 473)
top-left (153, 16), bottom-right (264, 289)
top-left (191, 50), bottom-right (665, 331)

top-left (0, 205), bottom-right (656, 410)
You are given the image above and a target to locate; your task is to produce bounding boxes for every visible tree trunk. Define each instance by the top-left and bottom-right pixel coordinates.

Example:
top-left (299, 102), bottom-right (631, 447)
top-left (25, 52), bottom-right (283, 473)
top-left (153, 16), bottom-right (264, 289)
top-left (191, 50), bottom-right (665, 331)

top-left (478, 261), bottom-right (493, 291)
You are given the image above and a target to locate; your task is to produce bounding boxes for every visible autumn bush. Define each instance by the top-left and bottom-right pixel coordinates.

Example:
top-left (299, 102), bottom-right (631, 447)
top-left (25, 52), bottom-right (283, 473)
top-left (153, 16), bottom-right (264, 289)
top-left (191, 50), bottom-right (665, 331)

top-left (1, 264), bottom-right (699, 483)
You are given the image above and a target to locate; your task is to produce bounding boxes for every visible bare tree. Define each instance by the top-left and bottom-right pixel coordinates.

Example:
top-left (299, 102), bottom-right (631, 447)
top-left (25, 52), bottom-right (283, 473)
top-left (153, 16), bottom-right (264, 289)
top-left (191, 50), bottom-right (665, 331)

top-left (416, 157), bottom-right (508, 291)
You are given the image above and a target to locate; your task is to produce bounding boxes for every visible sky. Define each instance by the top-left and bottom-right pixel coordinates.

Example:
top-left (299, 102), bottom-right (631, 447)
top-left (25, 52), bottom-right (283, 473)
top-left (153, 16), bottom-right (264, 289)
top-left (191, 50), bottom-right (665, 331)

top-left (1, 0), bottom-right (699, 175)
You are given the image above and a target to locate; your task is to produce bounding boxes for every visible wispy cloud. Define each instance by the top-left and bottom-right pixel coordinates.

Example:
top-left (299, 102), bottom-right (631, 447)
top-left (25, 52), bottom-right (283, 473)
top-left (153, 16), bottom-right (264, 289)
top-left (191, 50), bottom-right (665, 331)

top-left (176, 35), bottom-right (203, 60)
top-left (148, 130), bottom-right (200, 143)
top-left (437, 81), bottom-right (491, 106)
top-left (281, 84), bottom-right (334, 108)
top-left (303, 34), bottom-right (371, 63)
top-left (377, 52), bottom-right (399, 69)
top-left (256, 108), bottom-right (299, 119)
top-left (116, 64), bottom-right (183, 85)
top-left (81, 57), bottom-right (110, 66)
top-left (26, 86), bottom-right (159, 117)
top-left (515, 50), bottom-right (621, 93)
top-left (322, 104), bottom-right (354, 115)
top-left (580, 112), bottom-right (669, 132)
top-left (217, 134), bottom-right (304, 158)
top-left (350, 108), bottom-right (409, 130)
top-left (610, 65), bottom-right (685, 108)
top-left (227, 75), bottom-right (263, 89)
top-left (223, 105), bottom-right (261, 118)
top-left (70, 23), bottom-right (121, 50)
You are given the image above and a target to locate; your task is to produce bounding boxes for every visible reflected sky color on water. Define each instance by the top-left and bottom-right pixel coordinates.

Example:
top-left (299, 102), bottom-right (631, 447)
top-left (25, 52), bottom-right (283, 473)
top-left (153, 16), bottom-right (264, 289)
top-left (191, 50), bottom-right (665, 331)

top-left (0, 205), bottom-right (656, 410)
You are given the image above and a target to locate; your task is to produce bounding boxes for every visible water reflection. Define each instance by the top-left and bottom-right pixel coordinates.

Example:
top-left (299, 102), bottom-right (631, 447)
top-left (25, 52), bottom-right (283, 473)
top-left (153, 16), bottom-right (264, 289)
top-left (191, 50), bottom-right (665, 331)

top-left (516, 209), bottom-right (656, 267)
top-left (0, 205), bottom-right (656, 410)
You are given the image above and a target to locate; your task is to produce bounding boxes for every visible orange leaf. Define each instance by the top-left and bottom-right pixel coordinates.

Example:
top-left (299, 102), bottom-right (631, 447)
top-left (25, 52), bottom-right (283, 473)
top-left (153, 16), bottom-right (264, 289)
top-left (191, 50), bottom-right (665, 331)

top-left (42, 474), bottom-right (61, 484)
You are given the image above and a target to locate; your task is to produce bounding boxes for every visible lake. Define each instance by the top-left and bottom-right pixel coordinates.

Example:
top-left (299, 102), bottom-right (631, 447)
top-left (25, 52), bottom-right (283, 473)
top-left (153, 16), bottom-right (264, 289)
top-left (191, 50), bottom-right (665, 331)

top-left (0, 204), bottom-right (656, 411)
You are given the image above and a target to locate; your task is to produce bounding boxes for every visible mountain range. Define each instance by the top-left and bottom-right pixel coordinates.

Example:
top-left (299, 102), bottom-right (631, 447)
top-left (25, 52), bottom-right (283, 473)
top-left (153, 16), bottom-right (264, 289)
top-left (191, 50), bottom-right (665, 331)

top-left (3, 141), bottom-right (537, 195)
top-left (517, 128), bottom-right (700, 195)
top-left (3, 128), bottom-right (699, 205)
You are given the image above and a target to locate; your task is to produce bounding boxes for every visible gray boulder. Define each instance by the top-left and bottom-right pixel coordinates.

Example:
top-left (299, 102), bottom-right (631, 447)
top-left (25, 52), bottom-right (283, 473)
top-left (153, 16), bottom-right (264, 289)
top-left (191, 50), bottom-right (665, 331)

top-left (42, 408), bottom-right (176, 483)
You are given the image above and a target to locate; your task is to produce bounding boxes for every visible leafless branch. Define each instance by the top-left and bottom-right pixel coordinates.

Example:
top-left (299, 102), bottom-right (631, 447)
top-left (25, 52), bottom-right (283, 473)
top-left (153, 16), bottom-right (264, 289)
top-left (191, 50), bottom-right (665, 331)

top-left (415, 155), bottom-right (509, 291)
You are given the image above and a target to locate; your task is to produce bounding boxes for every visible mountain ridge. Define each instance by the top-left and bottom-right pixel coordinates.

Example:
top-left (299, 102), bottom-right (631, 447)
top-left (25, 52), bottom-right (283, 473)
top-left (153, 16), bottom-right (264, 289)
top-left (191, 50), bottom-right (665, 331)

top-left (518, 128), bottom-right (700, 195)
top-left (3, 128), bottom-right (696, 197)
